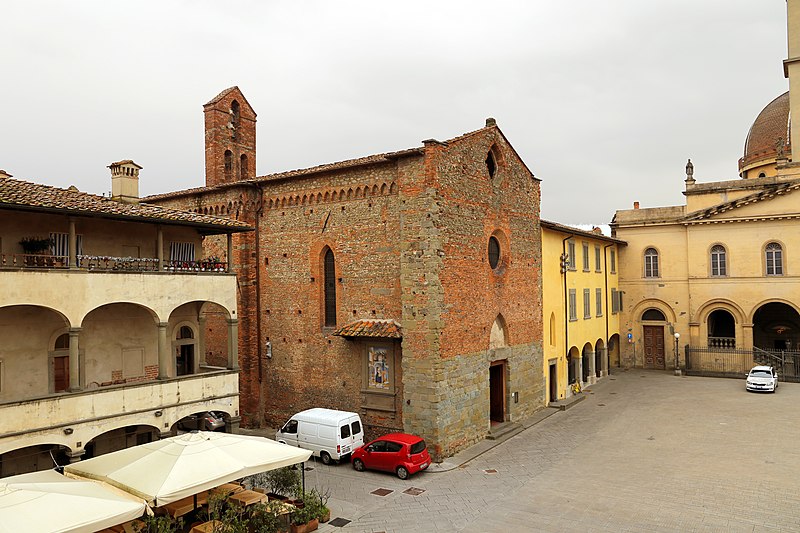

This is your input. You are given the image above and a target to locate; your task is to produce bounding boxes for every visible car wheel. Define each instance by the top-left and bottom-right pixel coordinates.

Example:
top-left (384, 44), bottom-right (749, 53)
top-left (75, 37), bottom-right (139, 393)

top-left (353, 458), bottom-right (365, 472)
top-left (321, 452), bottom-right (332, 465)
top-left (396, 466), bottom-right (409, 480)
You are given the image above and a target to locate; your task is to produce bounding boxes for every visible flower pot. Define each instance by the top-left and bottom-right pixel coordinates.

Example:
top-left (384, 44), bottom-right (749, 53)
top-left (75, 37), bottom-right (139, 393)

top-left (290, 518), bottom-right (318, 533)
top-left (319, 508), bottom-right (331, 523)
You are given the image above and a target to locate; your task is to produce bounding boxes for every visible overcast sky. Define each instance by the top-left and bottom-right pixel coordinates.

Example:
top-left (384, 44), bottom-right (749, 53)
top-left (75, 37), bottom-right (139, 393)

top-left (0, 1), bottom-right (789, 224)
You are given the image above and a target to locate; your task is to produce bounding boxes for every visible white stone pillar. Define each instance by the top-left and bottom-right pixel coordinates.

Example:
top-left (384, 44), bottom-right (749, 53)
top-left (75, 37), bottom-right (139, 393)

top-left (227, 318), bottom-right (239, 370)
top-left (158, 322), bottom-right (170, 378)
top-left (68, 327), bottom-right (82, 391)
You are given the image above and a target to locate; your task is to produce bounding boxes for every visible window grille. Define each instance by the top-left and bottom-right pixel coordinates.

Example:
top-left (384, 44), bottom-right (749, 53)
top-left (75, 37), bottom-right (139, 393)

top-left (169, 242), bottom-right (195, 262)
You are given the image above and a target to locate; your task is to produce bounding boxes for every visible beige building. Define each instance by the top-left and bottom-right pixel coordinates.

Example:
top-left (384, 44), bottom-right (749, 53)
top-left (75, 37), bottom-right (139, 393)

top-left (0, 162), bottom-right (250, 476)
top-left (611, 0), bottom-right (800, 377)
top-left (541, 221), bottom-right (623, 404)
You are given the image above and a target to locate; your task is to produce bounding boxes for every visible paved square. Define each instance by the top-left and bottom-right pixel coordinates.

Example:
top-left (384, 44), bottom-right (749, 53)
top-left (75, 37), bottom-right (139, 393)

top-left (308, 370), bottom-right (800, 532)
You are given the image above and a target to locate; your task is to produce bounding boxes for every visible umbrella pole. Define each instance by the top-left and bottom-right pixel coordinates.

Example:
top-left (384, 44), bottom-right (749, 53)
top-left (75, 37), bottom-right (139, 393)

top-left (193, 493), bottom-right (198, 511)
top-left (302, 462), bottom-right (306, 497)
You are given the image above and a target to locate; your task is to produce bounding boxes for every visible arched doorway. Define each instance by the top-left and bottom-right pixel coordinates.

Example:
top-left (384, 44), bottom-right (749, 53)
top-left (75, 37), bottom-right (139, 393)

top-left (594, 339), bottom-right (605, 378)
top-left (488, 315), bottom-right (508, 425)
top-left (567, 346), bottom-right (580, 386)
top-left (642, 308), bottom-right (666, 369)
top-left (708, 309), bottom-right (736, 348)
top-left (175, 326), bottom-right (196, 376)
top-left (608, 334), bottom-right (621, 369)
top-left (753, 303), bottom-right (800, 351)
top-left (581, 343), bottom-right (592, 382)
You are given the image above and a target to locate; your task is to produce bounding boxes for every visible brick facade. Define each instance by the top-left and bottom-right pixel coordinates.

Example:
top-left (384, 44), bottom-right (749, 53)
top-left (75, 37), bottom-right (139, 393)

top-left (148, 88), bottom-right (544, 460)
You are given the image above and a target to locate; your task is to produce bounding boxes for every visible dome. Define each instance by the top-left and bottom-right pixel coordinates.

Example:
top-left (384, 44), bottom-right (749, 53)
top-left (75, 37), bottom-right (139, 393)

top-left (739, 92), bottom-right (790, 177)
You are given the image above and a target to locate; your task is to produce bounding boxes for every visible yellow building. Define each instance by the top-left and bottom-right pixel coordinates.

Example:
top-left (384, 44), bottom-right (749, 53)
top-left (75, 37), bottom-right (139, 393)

top-left (541, 221), bottom-right (623, 404)
top-left (0, 163), bottom-right (250, 476)
top-left (611, 0), bottom-right (800, 377)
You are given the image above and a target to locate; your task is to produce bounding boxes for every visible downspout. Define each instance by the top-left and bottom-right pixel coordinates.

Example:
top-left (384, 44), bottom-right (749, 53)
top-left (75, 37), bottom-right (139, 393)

top-left (562, 234), bottom-right (574, 382)
top-left (603, 243), bottom-right (612, 374)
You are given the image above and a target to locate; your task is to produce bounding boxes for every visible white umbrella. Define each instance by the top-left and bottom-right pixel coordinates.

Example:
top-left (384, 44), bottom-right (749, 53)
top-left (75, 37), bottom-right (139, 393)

top-left (0, 469), bottom-right (147, 533)
top-left (65, 431), bottom-right (312, 506)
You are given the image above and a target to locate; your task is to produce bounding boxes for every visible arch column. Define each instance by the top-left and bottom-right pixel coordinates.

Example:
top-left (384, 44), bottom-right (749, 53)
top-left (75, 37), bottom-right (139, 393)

top-left (227, 319), bottom-right (239, 370)
top-left (600, 347), bottom-right (608, 377)
top-left (67, 450), bottom-right (85, 464)
top-left (158, 322), bottom-right (171, 379)
top-left (68, 327), bottom-right (82, 392)
top-left (198, 316), bottom-right (207, 367)
top-left (743, 323), bottom-right (754, 350)
top-left (68, 217), bottom-right (77, 268)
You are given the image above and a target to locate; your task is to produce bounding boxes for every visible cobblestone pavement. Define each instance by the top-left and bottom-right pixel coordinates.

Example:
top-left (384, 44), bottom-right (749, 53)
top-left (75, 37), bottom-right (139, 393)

top-left (304, 370), bottom-right (800, 532)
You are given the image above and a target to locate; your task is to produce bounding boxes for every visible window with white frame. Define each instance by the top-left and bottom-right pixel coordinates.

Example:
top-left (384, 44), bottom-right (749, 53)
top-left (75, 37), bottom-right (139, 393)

top-left (582, 243), bottom-right (590, 271)
top-left (710, 245), bottom-right (727, 276)
top-left (596, 288), bottom-right (603, 317)
top-left (568, 289), bottom-right (577, 321)
top-left (583, 288), bottom-right (591, 319)
top-left (644, 248), bottom-right (659, 278)
top-left (595, 246), bottom-right (602, 272)
top-left (765, 242), bottom-right (783, 276)
top-left (169, 242), bottom-right (195, 262)
top-left (50, 232), bottom-right (83, 258)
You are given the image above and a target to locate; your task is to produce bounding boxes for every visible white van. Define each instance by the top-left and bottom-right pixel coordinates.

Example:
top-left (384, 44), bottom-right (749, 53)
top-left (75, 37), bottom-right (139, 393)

top-left (275, 408), bottom-right (364, 465)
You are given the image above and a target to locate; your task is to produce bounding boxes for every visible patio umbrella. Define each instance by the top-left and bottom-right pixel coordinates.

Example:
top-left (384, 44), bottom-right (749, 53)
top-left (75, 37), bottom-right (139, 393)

top-left (0, 469), bottom-right (147, 533)
top-left (64, 431), bottom-right (312, 506)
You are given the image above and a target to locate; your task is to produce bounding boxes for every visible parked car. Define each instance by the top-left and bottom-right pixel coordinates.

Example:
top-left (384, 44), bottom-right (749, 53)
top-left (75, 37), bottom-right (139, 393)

top-left (351, 433), bottom-right (431, 479)
top-left (177, 411), bottom-right (226, 431)
top-left (745, 365), bottom-right (778, 393)
top-left (276, 408), bottom-right (364, 465)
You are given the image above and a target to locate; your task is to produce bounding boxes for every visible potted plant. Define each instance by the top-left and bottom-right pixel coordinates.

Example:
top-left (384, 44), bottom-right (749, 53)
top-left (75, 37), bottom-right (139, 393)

top-left (309, 487), bottom-right (331, 523)
top-left (248, 501), bottom-right (286, 533)
top-left (19, 236), bottom-right (53, 254)
top-left (289, 499), bottom-right (318, 533)
top-left (262, 467), bottom-right (301, 502)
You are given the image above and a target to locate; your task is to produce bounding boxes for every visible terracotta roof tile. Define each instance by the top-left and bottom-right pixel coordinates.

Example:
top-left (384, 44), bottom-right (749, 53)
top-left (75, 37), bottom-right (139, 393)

top-left (0, 176), bottom-right (252, 232)
top-left (333, 319), bottom-right (402, 339)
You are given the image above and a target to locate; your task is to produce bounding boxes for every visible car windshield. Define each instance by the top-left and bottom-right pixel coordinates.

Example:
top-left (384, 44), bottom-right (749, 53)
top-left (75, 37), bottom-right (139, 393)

top-left (749, 369), bottom-right (772, 377)
top-left (410, 440), bottom-right (426, 455)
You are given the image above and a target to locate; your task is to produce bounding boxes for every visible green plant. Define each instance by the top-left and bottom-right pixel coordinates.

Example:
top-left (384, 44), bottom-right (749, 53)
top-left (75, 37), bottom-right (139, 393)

top-left (203, 492), bottom-right (249, 533)
top-left (133, 515), bottom-right (183, 533)
top-left (248, 501), bottom-right (287, 533)
top-left (307, 487), bottom-right (330, 521)
top-left (19, 236), bottom-right (53, 254)
top-left (263, 467), bottom-right (301, 498)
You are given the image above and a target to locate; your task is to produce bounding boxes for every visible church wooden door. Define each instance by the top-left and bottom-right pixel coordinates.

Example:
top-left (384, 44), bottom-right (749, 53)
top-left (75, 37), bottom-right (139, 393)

top-left (643, 326), bottom-right (665, 369)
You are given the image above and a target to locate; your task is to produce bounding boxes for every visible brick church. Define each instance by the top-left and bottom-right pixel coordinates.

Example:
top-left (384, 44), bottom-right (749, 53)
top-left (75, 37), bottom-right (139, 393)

top-left (147, 87), bottom-right (544, 459)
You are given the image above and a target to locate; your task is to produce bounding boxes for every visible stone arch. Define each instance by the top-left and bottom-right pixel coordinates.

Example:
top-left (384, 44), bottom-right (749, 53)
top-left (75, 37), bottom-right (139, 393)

top-left (356, 186), bottom-right (363, 198)
top-left (372, 184), bottom-right (379, 195)
top-left (380, 183), bottom-right (387, 195)
top-left (347, 188), bottom-right (353, 200)
top-left (389, 182), bottom-right (398, 194)
top-left (747, 298), bottom-right (800, 323)
top-left (489, 314), bottom-right (508, 349)
top-left (630, 298), bottom-right (677, 325)
top-left (567, 346), bottom-right (580, 385)
top-left (324, 191), bottom-right (330, 202)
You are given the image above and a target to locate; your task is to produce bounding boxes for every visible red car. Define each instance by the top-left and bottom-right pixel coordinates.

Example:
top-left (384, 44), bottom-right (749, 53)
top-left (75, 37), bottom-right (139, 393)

top-left (351, 433), bottom-right (431, 479)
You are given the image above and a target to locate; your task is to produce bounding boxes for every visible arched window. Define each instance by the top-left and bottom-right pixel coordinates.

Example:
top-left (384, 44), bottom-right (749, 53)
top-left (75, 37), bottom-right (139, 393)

top-left (708, 309), bottom-right (735, 348)
top-left (224, 150), bottom-right (233, 176)
top-left (488, 236), bottom-right (501, 269)
top-left (710, 245), bottom-right (727, 276)
top-left (485, 150), bottom-right (496, 178)
top-left (642, 308), bottom-right (666, 321)
top-left (54, 333), bottom-right (70, 350)
top-left (766, 242), bottom-right (783, 276)
top-left (644, 248), bottom-right (659, 278)
top-left (231, 100), bottom-right (241, 141)
top-left (178, 326), bottom-right (194, 339)
top-left (240, 154), bottom-right (248, 180)
top-left (549, 312), bottom-right (556, 346)
top-left (323, 248), bottom-right (337, 327)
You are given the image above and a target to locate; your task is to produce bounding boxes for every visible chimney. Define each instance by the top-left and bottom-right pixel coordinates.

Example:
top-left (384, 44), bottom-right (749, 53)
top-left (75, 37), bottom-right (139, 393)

top-left (108, 160), bottom-right (142, 203)
top-left (633, 201), bottom-right (640, 209)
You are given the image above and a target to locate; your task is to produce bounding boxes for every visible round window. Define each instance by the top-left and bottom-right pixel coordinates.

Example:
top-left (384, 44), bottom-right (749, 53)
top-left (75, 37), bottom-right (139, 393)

top-left (488, 236), bottom-right (501, 269)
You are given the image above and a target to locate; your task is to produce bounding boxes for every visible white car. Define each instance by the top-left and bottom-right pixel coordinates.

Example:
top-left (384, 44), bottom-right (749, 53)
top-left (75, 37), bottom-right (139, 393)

top-left (745, 365), bottom-right (778, 393)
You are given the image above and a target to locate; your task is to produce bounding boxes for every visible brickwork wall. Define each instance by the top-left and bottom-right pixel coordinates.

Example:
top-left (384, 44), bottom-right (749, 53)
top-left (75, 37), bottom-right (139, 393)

top-left (149, 95), bottom-right (545, 460)
top-left (204, 88), bottom-right (256, 188)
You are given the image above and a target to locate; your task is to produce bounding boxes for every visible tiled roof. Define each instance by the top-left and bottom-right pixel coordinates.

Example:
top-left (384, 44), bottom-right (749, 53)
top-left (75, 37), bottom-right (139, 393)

top-left (333, 319), bottom-right (402, 339)
top-left (205, 86), bottom-right (238, 106)
top-left (540, 220), bottom-right (626, 244)
top-left (0, 176), bottom-right (252, 232)
top-left (740, 92), bottom-right (790, 171)
top-left (145, 124), bottom-right (511, 202)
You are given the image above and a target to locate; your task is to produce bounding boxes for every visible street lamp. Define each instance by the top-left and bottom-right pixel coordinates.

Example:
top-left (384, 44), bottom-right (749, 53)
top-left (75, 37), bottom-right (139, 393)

top-left (674, 332), bottom-right (681, 376)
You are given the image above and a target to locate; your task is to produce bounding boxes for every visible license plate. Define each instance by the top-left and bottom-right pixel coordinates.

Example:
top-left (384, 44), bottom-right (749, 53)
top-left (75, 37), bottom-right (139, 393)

top-left (341, 445), bottom-right (350, 453)
top-left (421, 462), bottom-right (429, 469)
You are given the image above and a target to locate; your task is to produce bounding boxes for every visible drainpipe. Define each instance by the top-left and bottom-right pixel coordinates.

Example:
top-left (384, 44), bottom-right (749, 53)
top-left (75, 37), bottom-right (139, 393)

top-left (562, 234), bottom-right (574, 384)
top-left (603, 243), bottom-right (612, 374)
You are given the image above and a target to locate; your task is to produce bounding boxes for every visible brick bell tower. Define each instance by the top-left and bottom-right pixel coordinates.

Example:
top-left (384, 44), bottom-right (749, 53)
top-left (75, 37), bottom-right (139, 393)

top-left (204, 87), bottom-right (257, 187)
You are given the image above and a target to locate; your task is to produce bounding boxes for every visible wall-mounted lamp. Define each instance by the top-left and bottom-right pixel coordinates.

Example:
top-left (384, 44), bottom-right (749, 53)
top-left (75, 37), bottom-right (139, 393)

top-left (63, 428), bottom-right (73, 435)
top-left (266, 340), bottom-right (272, 359)
top-left (154, 410), bottom-right (163, 417)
